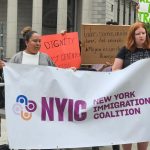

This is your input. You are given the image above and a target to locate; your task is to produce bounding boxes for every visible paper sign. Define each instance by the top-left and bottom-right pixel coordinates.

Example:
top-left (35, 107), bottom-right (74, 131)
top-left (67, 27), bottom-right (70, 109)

top-left (81, 24), bottom-right (130, 64)
top-left (40, 32), bottom-right (81, 68)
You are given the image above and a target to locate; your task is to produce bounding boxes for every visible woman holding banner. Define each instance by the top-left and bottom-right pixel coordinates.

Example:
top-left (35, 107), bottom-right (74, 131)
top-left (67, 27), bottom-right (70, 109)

top-left (0, 26), bottom-right (55, 68)
top-left (112, 22), bottom-right (150, 150)
top-left (0, 26), bottom-right (55, 150)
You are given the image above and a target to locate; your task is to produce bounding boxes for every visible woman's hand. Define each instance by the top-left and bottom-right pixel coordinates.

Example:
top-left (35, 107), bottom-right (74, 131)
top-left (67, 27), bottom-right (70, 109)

top-left (60, 30), bottom-right (67, 35)
top-left (0, 60), bottom-right (5, 69)
top-left (70, 67), bottom-right (77, 71)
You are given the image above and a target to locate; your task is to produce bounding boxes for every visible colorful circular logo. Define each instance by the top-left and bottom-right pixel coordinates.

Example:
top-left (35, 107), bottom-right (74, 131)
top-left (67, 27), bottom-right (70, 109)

top-left (13, 95), bottom-right (37, 121)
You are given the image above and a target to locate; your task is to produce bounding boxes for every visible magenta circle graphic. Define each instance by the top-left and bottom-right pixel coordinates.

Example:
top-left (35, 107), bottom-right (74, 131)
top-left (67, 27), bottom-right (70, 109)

top-left (29, 104), bottom-right (33, 109)
top-left (25, 100), bottom-right (37, 112)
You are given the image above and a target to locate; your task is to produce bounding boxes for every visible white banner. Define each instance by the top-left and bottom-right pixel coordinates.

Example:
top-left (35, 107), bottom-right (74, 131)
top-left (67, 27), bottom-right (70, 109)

top-left (3, 59), bottom-right (150, 149)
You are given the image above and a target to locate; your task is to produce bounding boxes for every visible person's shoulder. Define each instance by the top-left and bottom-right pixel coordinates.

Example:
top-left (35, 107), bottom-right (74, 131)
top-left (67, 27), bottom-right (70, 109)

top-left (39, 52), bottom-right (49, 57)
top-left (39, 52), bottom-right (55, 66)
top-left (117, 46), bottom-right (128, 55)
top-left (119, 46), bottom-right (130, 54)
top-left (116, 46), bottom-right (128, 59)
top-left (10, 51), bottom-right (23, 59)
top-left (14, 51), bottom-right (23, 56)
top-left (120, 46), bottom-right (128, 52)
top-left (9, 51), bottom-right (23, 63)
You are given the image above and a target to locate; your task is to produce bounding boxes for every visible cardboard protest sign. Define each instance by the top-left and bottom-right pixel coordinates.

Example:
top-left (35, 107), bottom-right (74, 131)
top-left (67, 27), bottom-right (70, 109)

top-left (81, 24), bottom-right (130, 64)
top-left (138, 0), bottom-right (150, 23)
top-left (40, 32), bottom-right (81, 68)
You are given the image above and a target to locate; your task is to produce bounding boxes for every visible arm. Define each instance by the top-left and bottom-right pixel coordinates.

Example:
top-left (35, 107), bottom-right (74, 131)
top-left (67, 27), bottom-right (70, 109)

top-left (0, 60), bottom-right (5, 69)
top-left (112, 46), bottom-right (127, 71)
top-left (112, 58), bottom-right (123, 71)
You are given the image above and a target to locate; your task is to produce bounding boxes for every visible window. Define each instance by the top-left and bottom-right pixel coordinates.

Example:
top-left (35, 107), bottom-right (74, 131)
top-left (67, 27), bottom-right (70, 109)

top-left (111, 4), bottom-right (113, 12)
top-left (67, 0), bottom-right (75, 31)
top-left (42, 0), bottom-right (58, 34)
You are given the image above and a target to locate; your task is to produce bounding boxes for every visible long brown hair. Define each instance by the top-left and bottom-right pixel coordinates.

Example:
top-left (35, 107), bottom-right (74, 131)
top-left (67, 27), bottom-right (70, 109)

top-left (126, 22), bottom-right (150, 51)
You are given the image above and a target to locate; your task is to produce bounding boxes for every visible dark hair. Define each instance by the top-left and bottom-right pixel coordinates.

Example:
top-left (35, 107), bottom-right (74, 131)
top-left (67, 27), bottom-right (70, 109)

top-left (21, 26), bottom-right (37, 42)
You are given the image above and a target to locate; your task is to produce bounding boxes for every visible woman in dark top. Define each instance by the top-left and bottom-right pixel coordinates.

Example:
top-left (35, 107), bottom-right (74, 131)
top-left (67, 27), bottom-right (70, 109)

top-left (112, 22), bottom-right (150, 70)
top-left (112, 22), bottom-right (150, 150)
top-left (115, 46), bottom-right (150, 69)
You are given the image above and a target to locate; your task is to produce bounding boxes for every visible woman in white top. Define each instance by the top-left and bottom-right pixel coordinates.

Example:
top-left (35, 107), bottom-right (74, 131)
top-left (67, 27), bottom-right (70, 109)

top-left (0, 26), bottom-right (55, 67)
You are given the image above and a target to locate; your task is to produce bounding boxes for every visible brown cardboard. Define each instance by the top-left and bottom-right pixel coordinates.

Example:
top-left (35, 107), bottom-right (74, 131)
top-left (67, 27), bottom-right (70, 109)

top-left (81, 24), bottom-right (130, 64)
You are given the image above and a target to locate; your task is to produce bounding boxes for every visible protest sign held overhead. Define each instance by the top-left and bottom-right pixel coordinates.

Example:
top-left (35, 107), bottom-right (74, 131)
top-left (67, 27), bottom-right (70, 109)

top-left (138, 0), bottom-right (150, 23)
top-left (40, 32), bottom-right (81, 68)
top-left (81, 24), bottom-right (130, 64)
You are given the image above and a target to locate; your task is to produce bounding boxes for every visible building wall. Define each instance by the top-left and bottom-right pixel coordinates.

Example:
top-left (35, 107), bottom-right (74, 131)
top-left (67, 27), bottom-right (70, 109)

top-left (88, 0), bottom-right (137, 25)
top-left (17, 0), bottom-right (32, 52)
top-left (106, 0), bottom-right (114, 23)
top-left (113, 0), bottom-right (118, 22)
top-left (131, 2), bottom-right (136, 24)
top-left (42, 0), bottom-right (58, 34)
top-left (73, 0), bottom-right (82, 37)
top-left (125, 1), bottom-right (129, 24)
top-left (0, 0), bottom-right (138, 57)
top-left (91, 0), bottom-right (106, 24)
top-left (81, 0), bottom-right (92, 24)
top-left (119, 0), bottom-right (137, 25)
top-left (0, 0), bottom-right (7, 56)
top-left (120, 0), bottom-right (124, 24)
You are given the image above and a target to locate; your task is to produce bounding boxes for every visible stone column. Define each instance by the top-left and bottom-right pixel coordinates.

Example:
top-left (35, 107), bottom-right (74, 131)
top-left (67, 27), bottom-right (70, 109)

top-left (6, 0), bottom-right (17, 58)
top-left (57, 0), bottom-right (67, 33)
top-left (81, 0), bottom-right (92, 23)
top-left (32, 0), bottom-right (43, 34)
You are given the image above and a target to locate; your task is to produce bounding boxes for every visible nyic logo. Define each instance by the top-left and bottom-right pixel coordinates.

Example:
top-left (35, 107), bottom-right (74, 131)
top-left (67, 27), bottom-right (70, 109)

top-left (13, 95), bottom-right (37, 120)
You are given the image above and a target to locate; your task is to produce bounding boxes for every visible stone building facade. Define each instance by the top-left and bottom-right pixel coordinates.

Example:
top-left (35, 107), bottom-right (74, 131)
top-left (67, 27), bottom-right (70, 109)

top-left (0, 0), bottom-right (138, 58)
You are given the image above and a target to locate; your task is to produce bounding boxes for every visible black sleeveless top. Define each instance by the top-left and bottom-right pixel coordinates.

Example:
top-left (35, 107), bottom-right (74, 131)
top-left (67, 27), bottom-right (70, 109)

top-left (116, 46), bottom-right (150, 68)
